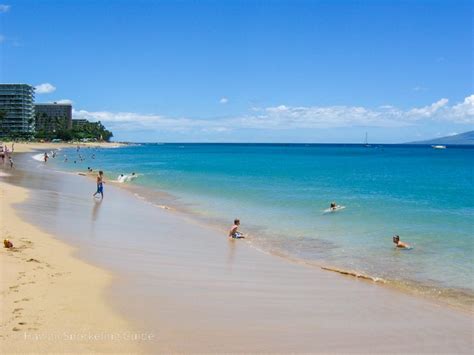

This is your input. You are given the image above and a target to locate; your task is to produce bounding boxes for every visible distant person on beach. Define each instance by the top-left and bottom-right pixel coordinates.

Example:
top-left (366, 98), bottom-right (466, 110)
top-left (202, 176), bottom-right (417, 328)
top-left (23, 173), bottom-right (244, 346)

top-left (44, 152), bottom-right (49, 162)
top-left (8, 157), bottom-right (13, 169)
top-left (93, 171), bottom-right (105, 199)
top-left (393, 235), bottom-right (410, 249)
top-left (228, 219), bottom-right (244, 239)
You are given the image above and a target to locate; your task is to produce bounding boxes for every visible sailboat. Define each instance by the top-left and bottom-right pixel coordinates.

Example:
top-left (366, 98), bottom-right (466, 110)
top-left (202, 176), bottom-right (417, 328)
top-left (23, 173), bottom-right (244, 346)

top-left (364, 132), bottom-right (371, 147)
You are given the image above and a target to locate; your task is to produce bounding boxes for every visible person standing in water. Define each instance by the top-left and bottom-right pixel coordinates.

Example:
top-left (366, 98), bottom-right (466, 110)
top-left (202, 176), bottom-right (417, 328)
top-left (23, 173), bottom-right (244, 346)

top-left (93, 171), bottom-right (105, 199)
top-left (228, 219), bottom-right (244, 239)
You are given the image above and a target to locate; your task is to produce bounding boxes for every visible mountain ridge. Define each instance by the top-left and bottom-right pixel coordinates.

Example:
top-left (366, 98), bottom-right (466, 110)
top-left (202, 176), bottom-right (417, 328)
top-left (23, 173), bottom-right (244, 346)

top-left (407, 131), bottom-right (474, 145)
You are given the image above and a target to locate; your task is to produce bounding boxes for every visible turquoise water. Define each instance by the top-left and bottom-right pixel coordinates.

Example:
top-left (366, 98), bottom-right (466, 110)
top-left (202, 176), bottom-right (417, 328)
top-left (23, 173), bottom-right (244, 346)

top-left (51, 144), bottom-right (474, 306)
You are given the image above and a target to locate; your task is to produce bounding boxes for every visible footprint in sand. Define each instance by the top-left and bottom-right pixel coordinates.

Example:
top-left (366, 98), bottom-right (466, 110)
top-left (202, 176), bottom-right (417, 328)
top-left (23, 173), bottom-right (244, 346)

top-left (18, 322), bottom-right (26, 325)
top-left (12, 327), bottom-right (20, 331)
top-left (13, 308), bottom-right (23, 313)
top-left (26, 258), bottom-right (40, 263)
top-left (9, 285), bottom-right (19, 292)
top-left (14, 298), bottom-right (30, 303)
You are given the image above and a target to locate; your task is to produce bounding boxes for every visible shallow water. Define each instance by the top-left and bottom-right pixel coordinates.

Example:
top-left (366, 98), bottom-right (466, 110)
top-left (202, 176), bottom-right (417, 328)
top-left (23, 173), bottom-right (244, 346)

top-left (48, 143), bottom-right (474, 307)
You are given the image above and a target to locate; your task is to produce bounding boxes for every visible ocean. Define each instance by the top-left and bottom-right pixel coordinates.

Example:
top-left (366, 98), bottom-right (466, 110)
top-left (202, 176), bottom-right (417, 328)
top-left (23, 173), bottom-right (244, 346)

top-left (49, 143), bottom-right (474, 308)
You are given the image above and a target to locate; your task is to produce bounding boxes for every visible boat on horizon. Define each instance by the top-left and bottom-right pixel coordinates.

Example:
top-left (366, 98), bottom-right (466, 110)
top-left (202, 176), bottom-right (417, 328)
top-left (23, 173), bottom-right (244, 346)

top-left (364, 132), bottom-right (371, 147)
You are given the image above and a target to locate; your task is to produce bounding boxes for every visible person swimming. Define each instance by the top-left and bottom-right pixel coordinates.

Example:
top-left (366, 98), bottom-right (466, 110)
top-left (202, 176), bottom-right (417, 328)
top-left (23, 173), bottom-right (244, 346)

top-left (93, 171), bottom-right (105, 199)
top-left (228, 219), bottom-right (244, 239)
top-left (393, 235), bottom-right (410, 249)
top-left (330, 202), bottom-right (338, 210)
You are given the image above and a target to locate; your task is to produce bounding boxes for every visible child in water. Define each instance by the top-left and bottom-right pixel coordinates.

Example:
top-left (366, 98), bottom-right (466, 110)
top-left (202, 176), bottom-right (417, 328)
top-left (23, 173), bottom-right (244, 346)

top-left (393, 235), bottom-right (410, 249)
top-left (228, 219), bottom-right (244, 239)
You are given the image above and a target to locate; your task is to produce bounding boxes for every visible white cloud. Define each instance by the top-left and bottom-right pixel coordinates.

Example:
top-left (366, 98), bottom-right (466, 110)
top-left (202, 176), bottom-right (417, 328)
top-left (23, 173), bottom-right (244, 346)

top-left (54, 99), bottom-right (73, 105)
top-left (219, 97), bottom-right (229, 104)
top-left (72, 94), bottom-right (474, 133)
top-left (450, 94), bottom-right (474, 123)
top-left (0, 4), bottom-right (10, 13)
top-left (35, 83), bottom-right (56, 94)
top-left (408, 98), bottom-right (449, 118)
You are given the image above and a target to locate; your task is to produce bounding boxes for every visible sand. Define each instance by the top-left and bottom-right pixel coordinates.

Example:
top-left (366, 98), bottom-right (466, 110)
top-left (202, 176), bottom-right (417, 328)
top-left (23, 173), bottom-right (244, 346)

top-left (1, 141), bottom-right (125, 154)
top-left (0, 183), bottom-right (145, 353)
top-left (0, 148), bottom-right (473, 353)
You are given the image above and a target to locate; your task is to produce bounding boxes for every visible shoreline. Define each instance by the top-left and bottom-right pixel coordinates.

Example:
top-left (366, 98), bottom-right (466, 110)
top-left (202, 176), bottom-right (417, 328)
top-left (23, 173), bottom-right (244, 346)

top-left (23, 143), bottom-right (474, 314)
top-left (0, 182), bottom-right (147, 353)
top-left (1, 141), bottom-right (126, 154)
top-left (47, 145), bottom-right (473, 313)
top-left (1, 146), bottom-right (473, 352)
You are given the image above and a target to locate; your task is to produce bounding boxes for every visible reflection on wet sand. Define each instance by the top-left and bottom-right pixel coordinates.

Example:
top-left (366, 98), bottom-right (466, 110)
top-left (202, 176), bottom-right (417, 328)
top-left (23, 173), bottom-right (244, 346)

top-left (92, 199), bottom-right (102, 222)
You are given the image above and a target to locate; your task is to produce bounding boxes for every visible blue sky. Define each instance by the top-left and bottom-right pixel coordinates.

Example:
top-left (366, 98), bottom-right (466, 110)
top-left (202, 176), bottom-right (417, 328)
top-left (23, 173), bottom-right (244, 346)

top-left (1, 0), bottom-right (472, 142)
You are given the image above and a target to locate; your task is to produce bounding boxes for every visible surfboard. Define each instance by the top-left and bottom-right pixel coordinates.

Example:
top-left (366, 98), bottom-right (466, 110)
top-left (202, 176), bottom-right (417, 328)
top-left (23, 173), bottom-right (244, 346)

top-left (323, 206), bottom-right (346, 214)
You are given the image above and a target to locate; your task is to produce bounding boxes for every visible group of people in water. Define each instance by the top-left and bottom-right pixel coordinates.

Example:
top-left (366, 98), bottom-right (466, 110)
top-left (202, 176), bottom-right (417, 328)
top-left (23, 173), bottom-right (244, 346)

top-left (228, 203), bottom-right (411, 249)
top-left (38, 145), bottom-right (411, 249)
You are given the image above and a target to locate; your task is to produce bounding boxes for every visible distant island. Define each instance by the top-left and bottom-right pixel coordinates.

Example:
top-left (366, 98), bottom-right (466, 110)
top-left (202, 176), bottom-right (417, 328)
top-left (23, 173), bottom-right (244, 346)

top-left (407, 131), bottom-right (474, 145)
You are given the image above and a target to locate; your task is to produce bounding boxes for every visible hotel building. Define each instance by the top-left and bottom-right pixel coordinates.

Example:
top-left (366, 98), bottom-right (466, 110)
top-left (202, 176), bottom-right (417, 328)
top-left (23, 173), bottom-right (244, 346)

top-left (35, 102), bottom-right (73, 132)
top-left (0, 84), bottom-right (35, 136)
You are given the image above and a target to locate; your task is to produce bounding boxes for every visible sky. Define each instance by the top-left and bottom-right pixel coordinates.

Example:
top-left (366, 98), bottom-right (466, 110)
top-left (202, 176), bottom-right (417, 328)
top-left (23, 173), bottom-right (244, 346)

top-left (0, 0), bottom-right (472, 143)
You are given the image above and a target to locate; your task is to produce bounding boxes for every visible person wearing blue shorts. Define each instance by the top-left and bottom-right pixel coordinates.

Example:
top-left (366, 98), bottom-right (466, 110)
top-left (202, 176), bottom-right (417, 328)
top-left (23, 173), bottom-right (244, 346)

top-left (93, 171), bottom-right (104, 199)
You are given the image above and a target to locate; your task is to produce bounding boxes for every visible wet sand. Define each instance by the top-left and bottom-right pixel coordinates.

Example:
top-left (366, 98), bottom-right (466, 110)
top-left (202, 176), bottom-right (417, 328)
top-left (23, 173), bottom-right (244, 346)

top-left (1, 153), bottom-right (473, 353)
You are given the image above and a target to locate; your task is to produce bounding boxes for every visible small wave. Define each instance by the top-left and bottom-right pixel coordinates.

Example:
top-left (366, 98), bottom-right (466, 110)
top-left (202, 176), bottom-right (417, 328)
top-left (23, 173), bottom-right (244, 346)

top-left (321, 266), bottom-right (386, 283)
top-left (0, 171), bottom-right (11, 177)
top-left (153, 203), bottom-right (172, 210)
top-left (32, 153), bottom-right (46, 162)
top-left (117, 174), bottom-right (138, 183)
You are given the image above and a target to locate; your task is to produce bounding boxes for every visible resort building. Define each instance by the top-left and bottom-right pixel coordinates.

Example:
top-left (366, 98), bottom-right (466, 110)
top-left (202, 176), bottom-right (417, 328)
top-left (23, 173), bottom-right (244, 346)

top-left (0, 84), bottom-right (35, 136)
top-left (35, 102), bottom-right (73, 132)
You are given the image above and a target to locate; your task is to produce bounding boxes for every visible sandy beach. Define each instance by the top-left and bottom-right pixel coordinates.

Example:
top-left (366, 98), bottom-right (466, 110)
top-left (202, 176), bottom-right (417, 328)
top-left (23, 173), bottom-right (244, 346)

top-left (1, 141), bottom-right (125, 154)
top-left (0, 182), bottom-right (145, 353)
top-left (0, 146), bottom-right (473, 353)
